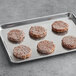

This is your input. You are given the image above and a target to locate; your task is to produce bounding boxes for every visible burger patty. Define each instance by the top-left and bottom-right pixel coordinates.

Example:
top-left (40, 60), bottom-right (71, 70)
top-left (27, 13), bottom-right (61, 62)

top-left (13, 45), bottom-right (32, 59)
top-left (62, 36), bottom-right (76, 49)
top-left (29, 26), bottom-right (47, 39)
top-left (52, 21), bottom-right (68, 33)
top-left (8, 29), bottom-right (25, 43)
top-left (37, 40), bottom-right (55, 54)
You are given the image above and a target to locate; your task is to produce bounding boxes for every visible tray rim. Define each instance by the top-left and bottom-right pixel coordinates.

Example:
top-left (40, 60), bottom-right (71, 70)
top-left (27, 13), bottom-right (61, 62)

top-left (0, 12), bottom-right (72, 29)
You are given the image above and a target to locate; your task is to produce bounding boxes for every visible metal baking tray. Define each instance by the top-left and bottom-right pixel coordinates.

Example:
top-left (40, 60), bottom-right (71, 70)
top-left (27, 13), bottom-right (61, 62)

top-left (0, 12), bottom-right (76, 63)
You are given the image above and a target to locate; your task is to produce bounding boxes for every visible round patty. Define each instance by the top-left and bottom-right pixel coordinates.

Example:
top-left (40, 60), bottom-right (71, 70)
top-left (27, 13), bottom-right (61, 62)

top-left (8, 29), bottom-right (25, 43)
top-left (13, 45), bottom-right (32, 59)
top-left (37, 40), bottom-right (55, 54)
top-left (29, 26), bottom-right (47, 39)
top-left (52, 21), bottom-right (68, 33)
top-left (62, 36), bottom-right (76, 49)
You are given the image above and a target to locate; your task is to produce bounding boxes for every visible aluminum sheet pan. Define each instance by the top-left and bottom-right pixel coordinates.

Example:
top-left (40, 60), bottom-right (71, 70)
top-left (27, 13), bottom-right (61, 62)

top-left (0, 12), bottom-right (76, 63)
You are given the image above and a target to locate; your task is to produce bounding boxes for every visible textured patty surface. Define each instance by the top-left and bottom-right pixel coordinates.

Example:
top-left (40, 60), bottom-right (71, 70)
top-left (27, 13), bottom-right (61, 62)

top-left (37, 40), bottom-right (55, 54)
top-left (29, 26), bottom-right (47, 39)
top-left (52, 21), bottom-right (68, 33)
top-left (13, 45), bottom-right (32, 59)
top-left (8, 29), bottom-right (25, 43)
top-left (62, 36), bottom-right (76, 49)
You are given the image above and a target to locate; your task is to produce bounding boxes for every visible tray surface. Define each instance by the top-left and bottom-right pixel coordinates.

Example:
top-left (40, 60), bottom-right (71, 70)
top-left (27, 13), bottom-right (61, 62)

top-left (1, 12), bottom-right (76, 63)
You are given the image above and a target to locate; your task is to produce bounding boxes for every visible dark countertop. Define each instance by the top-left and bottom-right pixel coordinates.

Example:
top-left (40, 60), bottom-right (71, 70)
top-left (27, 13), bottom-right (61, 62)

top-left (0, 0), bottom-right (76, 76)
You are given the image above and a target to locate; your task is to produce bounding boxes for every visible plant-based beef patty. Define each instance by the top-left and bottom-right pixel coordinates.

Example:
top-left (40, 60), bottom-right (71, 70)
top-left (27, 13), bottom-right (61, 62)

top-left (37, 40), bottom-right (55, 54)
top-left (29, 26), bottom-right (47, 39)
top-left (13, 45), bottom-right (32, 59)
top-left (52, 21), bottom-right (68, 33)
top-left (8, 29), bottom-right (25, 43)
top-left (62, 36), bottom-right (76, 49)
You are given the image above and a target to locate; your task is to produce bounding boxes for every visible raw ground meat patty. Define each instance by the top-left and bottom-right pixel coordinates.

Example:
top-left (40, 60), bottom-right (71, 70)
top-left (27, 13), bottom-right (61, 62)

top-left (13, 45), bottom-right (32, 59)
top-left (29, 26), bottom-right (47, 39)
top-left (8, 29), bottom-right (25, 43)
top-left (37, 40), bottom-right (55, 54)
top-left (62, 36), bottom-right (76, 49)
top-left (52, 21), bottom-right (68, 33)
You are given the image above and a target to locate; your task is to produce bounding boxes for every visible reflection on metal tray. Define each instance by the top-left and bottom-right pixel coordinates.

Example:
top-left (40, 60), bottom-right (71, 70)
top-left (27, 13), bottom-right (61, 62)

top-left (0, 12), bottom-right (76, 63)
